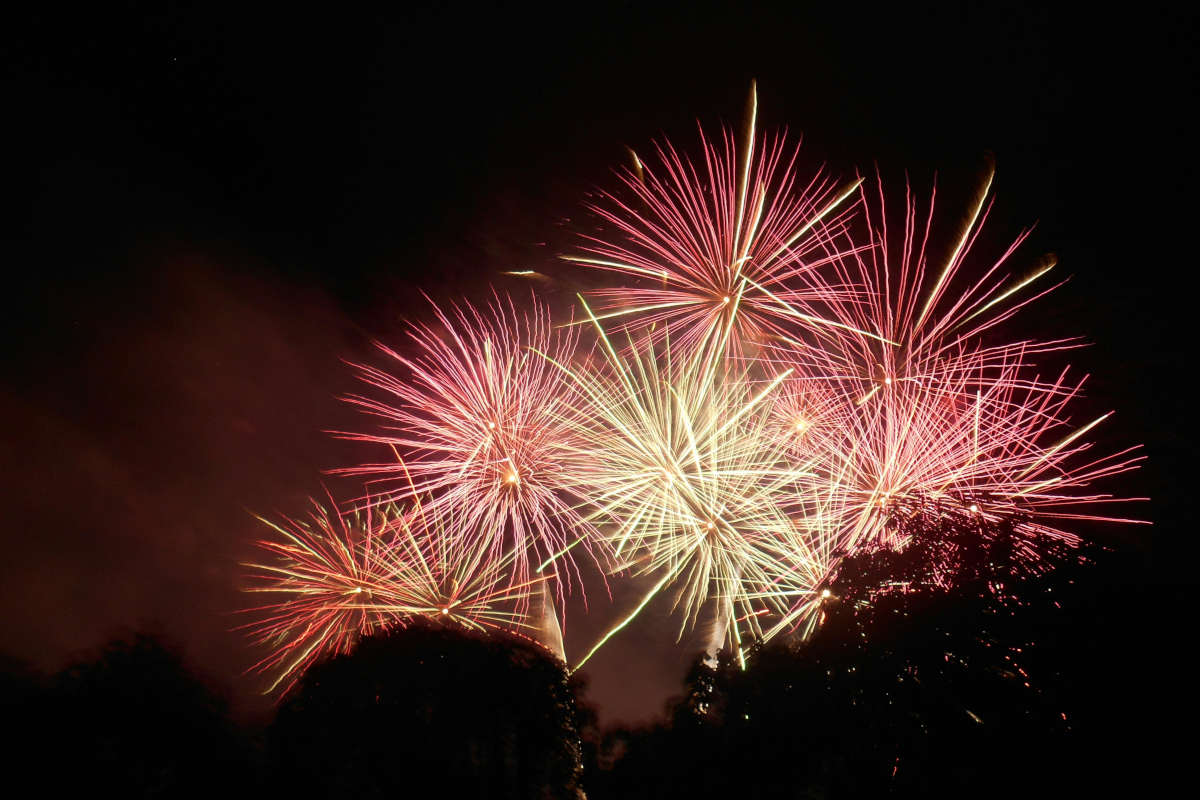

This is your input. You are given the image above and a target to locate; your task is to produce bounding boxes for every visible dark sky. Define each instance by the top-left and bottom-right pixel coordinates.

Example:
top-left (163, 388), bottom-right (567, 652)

top-left (4, 2), bottom-right (1195, 724)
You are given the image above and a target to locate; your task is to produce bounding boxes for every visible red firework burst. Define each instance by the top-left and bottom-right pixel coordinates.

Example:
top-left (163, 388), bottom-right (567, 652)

top-left (757, 165), bottom-right (1146, 639)
top-left (238, 499), bottom-right (406, 695)
top-left (240, 498), bottom-right (546, 696)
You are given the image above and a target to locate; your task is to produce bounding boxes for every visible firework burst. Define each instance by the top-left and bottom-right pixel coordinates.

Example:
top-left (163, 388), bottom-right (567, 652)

top-left (810, 168), bottom-right (1143, 541)
top-left (239, 499), bottom-right (407, 695)
top-left (768, 374), bottom-right (851, 464)
top-left (336, 293), bottom-right (601, 598)
top-left (757, 167), bottom-right (1147, 638)
top-left (565, 83), bottom-right (873, 358)
top-left (241, 498), bottom-right (545, 695)
top-left (541, 302), bottom-right (843, 667)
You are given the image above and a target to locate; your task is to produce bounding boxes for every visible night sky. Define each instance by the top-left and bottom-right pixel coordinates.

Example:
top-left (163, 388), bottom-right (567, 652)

top-left (4, 2), bottom-right (1194, 724)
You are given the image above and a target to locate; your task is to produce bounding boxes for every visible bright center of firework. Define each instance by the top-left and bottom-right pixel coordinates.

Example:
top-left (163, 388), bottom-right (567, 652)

top-left (721, 296), bottom-right (730, 304)
top-left (487, 421), bottom-right (496, 430)
top-left (821, 588), bottom-right (831, 599)
top-left (794, 418), bottom-right (809, 432)
top-left (884, 376), bottom-right (893, 386)
top-left (969, 503), bottom-right (980, 513)
top-left (701, 519), bottom-right (723, 542)
top-left (506, 472), bottom-right (519, 484)
top-left (353, 587), bottom-right (363, 593)
top-left (440, 607), bottom-right (449, 615)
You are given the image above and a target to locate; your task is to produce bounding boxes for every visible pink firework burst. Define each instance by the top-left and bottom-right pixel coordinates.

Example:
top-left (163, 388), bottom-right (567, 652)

top-left (565, 84), bottom-right (869, 358)
top-left (776, 165), bottom-right (1147, 554)
top-left (335, 292), bottom-right (600, 599)
top-left (832, 349), bottom-right (1144, 552)
top-left (768, 374), bottom-right (850, 465)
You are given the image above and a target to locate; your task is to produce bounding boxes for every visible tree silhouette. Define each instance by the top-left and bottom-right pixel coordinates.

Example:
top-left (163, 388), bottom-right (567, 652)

top-left (1, 653), bottom-right (54, 785)
top-left (43, 632), bottom-right (251, 798)
top-left (586, 514), bottom-right (1134, 799)
top-left (269, 620), bottom-right (585, 799)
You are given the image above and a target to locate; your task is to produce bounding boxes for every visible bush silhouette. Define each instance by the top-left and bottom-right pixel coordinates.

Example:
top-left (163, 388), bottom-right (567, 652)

top-left (41, 632), bottom-right (250, 798)
top-left (269, 620), bottom-right (584, 799)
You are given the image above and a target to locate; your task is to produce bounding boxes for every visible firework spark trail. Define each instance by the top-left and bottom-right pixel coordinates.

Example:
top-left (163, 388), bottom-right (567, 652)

top-left (334, 293), bottom-right (603, 602)
top-left (240, 498), bottom-right (547, 695)
top-left (565, 83), bottom-right (873, 359)
top-left (542, 300), bottom-right (844, 668)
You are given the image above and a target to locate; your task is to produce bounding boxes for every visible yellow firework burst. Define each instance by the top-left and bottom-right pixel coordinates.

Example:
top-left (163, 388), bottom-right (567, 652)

top-left (541, 300), bottom-right (844, 668)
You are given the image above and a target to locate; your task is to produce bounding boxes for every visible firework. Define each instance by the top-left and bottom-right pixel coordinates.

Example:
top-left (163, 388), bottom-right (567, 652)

top-left (812, 168), bottom-right (1142, 539)
top-left (241, 87), bottom-right (1146, 681)
top-left (370, 500), bottom-right (551, 636)
top-left (241, 498), bottom-right (545, 695)
top-left (239, 499), bottom-right (407, 695)
top-left (336, 293), bottom-right (601, 598)
top-left (768, 374), bottom-right (851, 464)
top-left (542, 302), bottom-right (842, 667)
top-left (758, 167), bottom-right (1147, 637)
top-left (565, 83), bottom-right (872, 358)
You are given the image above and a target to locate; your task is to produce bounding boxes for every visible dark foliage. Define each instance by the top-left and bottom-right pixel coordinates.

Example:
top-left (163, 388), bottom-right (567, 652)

top-left (0, 653), bottom-right (51, 781)
top-left (268, 620), bottom-right (585, 799)
top-left (584, 515), bottom-right (1170, 799)
top-left (2, 516), bottom-right (1176, 799)
top-left (0, 633), bottom-right (254, 798)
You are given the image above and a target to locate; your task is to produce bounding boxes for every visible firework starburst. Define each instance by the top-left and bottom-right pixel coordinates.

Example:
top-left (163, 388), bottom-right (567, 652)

top-left (241, 498), bottom-right (546, 695)
top-left (566, 83), bottom-right (869, 358)
top-left (542, 303), bottom-right (843, 667)
top-left (239, 500), bottom-right (406, 695)
top-left (337, 293), bottom-right (601, 597)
